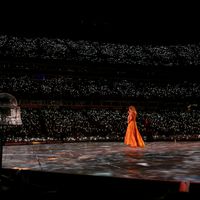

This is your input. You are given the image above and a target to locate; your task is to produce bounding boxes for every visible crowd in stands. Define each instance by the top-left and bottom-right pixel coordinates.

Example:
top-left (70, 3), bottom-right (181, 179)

top-left (1, 34), bottom-right (200, 66)
top-left (0, 34), bottom-right (199, 143)
top-left (4, 107), bottom-right (200, 144)
top-left (0, 73), bottom-right (199, 101)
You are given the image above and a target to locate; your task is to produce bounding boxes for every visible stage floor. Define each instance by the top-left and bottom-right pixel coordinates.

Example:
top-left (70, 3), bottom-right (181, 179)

top-left (2, 141), bottom-right (200, 183)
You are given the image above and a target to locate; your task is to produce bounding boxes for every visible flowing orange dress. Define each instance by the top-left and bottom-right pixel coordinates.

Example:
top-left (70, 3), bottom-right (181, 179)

top-left (124, 110), bottom-right (145, 147)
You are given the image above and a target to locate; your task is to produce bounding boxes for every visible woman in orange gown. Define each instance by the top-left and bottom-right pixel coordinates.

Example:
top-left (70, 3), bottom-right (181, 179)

top-left (124, 105), bottom-right (145, 147)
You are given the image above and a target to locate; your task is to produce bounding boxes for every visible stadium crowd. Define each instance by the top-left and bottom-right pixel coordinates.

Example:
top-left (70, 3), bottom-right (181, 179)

top-left (0, 34), bottom-right (199, 143)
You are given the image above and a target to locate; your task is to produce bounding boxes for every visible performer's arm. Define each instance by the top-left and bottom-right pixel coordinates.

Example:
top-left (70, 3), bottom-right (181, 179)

top-left (128, 114), bottom-right (133, 123)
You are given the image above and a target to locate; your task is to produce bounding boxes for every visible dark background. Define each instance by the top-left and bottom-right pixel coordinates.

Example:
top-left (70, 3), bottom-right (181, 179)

top-left (1, 3), bottom-right (199, 45)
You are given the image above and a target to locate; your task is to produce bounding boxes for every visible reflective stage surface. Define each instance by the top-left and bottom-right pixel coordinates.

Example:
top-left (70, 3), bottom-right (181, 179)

top-left (2, 141), bottom-right (200, 183)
